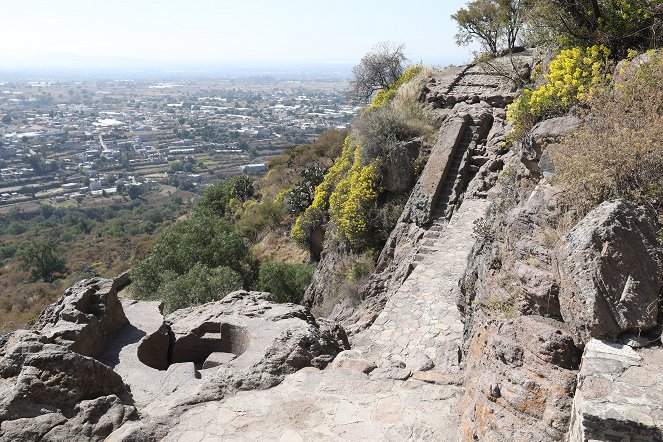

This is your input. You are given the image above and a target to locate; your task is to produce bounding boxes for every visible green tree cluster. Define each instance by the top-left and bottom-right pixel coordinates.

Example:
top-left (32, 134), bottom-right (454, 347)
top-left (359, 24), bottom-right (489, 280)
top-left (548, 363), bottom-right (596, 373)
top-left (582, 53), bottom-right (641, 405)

top-left (17, 238), bottom-right (67, 282)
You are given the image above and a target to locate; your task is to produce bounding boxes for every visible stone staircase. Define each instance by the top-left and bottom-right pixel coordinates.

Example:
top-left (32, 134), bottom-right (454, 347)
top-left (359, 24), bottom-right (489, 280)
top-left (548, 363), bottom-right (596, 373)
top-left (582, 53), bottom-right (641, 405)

top-left (412, 119), bottom-right (488, 267)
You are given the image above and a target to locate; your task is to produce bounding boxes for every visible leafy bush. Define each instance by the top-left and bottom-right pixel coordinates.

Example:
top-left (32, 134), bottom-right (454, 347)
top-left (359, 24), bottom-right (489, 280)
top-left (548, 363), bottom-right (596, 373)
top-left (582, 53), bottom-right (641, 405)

top-left (256, 261), bottom-right (315, 304)
top-left (235, 199), bottom-right (286, 243)
top-left (284, 166), bottom-right (327, 215)
top-left (17, 238), bottom-right (67, 282)
top-left (0, 244), bottom-right (17, 261)
top-left (525, 0), bottom-right (663, 57)
top-left (160, 263), bottom-right (243, 313)
top-left (507, 45), bottom-right (612, 138)
top-left (370, 65), bottom-right (423, 109)
top-left (131, 215), bottom-right (254, 302)
top-left (550, 51), bottom-right (663, 217)
top-left (196, 180), bottom-right (234, 218)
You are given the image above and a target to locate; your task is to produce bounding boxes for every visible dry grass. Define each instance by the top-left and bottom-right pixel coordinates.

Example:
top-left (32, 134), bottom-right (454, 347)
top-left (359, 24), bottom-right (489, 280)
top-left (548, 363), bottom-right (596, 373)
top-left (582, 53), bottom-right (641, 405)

top-left (550, 52), bottom-right (663, 218)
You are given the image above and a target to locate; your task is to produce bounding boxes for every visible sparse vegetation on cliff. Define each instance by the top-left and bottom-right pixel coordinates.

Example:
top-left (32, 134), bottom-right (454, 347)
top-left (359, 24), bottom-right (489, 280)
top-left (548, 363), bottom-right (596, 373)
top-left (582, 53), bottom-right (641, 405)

top-left (507, 45), bottom-right (612, 138)
top-left (292, 64), bottom-right (432, 253)
top-left (551, 51), bottom-right (663, 218)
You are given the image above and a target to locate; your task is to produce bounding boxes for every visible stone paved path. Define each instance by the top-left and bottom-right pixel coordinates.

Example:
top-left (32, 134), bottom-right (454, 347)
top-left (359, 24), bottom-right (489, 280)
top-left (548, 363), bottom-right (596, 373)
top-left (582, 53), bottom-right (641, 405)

top-left (159, 199), bottom-right (489, 441)
top-left (354, 199), bottom-right (490, 369)
top-left (162, 367), bottom-right (463, 442)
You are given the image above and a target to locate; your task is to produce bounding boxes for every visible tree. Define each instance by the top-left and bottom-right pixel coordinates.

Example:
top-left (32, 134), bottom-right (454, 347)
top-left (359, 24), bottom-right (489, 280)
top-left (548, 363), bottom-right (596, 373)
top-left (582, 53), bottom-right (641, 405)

top-left (285, 166), bottom-right (327, 215)
top-left (130, 215), bottom-right (255, 301)
top-left (159, 263), bottom-right (243, 313)
top-left (347, 42), bottom-right (408, 103)
top-left (196, 180), bottom-right (234, 217)
top-left (526, 0), bottom-right (663, 56)
top-left (127, 185), bottom-right (142, 200)
top-left (18, 238), bottom-right (67, 282)
top-left (1, 114), bottom-right (11, 124)
top-left (256, 261), bottom-right (315, 304)
top-left (452, 0), bottom-right (529, 55)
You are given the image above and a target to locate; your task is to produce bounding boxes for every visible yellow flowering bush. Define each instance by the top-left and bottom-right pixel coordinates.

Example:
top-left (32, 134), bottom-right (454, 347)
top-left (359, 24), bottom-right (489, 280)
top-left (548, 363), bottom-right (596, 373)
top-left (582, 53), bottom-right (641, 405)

top-left (370, 65), bottom-right (423, 109)
top-left (291, 137), bottom-right (356, 245)
top-left (507, 45), bottom-right (612, 138)
top-left (291, 137), bottom-right (382, 250)
top-left (329, 148), bottom-right (381, 248)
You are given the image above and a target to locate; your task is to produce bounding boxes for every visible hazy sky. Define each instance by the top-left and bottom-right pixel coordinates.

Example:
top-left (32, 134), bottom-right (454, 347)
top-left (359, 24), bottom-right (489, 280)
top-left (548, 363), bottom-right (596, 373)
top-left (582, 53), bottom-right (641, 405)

top-left (0, 0), bottom-right (474, 68)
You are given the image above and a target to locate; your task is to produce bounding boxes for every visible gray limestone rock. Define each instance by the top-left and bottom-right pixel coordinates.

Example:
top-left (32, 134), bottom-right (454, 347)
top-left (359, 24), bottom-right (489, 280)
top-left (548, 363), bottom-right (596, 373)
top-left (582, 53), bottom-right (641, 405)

top-left (569, 339), bottom-right (663, 441)
top-left (33, 277), bottom-right (129, 357)
top-left (0, 275), bottom-right (135, 442)
top-left (521, 116), bottom-right (579, 175)
top-left (108, 291), bottom-right (347, 440)
top-left (557, 200), bottom-right (663, 343)
top-left (330, 349), bottom-right (377, 374)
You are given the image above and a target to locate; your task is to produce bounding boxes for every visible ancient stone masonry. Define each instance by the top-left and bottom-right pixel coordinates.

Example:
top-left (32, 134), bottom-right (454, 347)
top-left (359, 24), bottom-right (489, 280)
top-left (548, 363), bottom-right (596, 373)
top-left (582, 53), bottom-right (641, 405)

top-left (352, 57), bottom-right (527, 332)
top-left (569, 340), bottom-right (663, 441)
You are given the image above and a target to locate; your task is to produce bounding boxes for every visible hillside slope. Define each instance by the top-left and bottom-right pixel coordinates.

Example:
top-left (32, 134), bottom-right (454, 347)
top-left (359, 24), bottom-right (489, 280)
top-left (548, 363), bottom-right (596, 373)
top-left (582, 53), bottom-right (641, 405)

top-left (1, 51), bottom-right (662, 441)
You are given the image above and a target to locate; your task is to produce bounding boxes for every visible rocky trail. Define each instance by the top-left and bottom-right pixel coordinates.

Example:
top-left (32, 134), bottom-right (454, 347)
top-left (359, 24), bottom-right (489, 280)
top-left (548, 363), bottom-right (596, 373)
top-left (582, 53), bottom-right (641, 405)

top-left (2, 53), bottom-right (662, 442)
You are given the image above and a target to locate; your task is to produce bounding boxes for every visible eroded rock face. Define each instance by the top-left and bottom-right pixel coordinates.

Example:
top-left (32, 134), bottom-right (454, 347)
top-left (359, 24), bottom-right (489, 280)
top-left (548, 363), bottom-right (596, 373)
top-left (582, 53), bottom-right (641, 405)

top-left (34, 276), bottom-right (129, 357)
top-left (460, 316), bottom-right (580, 441)
top-left (0, 276), bottom-right (135, 442)
top-left (557, 200), bottom-right (663, 344)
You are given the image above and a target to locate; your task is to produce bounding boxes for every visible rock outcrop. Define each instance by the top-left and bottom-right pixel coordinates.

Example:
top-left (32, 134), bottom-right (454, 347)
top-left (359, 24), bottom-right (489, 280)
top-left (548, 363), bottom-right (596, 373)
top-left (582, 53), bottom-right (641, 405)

top-left (0, 276), bottom-right (135, 442)
top-left (557, 200), bottom-right (663, 344)
top-left (106, 291), bottom-right (347, 440)
top-left (569, 339), bottom-right (663, 441)
top-left (460, 316), bottom-right (580, 441)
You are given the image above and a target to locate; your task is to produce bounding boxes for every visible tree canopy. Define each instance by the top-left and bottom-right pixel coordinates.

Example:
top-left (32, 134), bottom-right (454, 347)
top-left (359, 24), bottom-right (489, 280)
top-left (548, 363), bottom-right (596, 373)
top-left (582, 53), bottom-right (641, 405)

top-left (18, 238), bottom-right (67, 282)
top-left (347, 42), bottom-right (408, 103)
top-left (452, 0), bottom-right (529, 55)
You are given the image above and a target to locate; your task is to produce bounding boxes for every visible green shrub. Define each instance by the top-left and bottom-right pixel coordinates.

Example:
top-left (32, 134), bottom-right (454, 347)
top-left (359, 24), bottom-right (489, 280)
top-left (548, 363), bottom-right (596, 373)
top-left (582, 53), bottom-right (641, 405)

top-left (131, 215), bottom-right (254, 302)
top-left (256, 261), bottom-right (315, 304)
top-left (507, 45), bottom-right (612, 138)
top-left (235, 199), bottom-right (285, 243)
top-left (160, 263), bottom-right (243, 313)
top-left (196, 180), bottom-right (234, 218)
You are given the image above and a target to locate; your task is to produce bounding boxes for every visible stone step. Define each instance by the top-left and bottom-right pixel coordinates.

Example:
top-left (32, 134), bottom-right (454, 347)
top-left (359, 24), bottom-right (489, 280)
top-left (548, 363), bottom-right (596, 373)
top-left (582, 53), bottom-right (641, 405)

top-left (428, 224), bottom-right (445, 232)
top-left (470, 156), bottom-right (489, 166)
top-left (417, 245), bottom-right (438, 255)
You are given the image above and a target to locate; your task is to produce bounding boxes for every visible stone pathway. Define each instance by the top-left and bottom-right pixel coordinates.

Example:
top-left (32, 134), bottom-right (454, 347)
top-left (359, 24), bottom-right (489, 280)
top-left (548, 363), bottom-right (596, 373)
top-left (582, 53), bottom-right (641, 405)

top-left (158, 199), bottom-right (489, 441)
top-left (354, 199), bottom-right (490, 369)
top-left (162, 367), bottom-right (462, 442)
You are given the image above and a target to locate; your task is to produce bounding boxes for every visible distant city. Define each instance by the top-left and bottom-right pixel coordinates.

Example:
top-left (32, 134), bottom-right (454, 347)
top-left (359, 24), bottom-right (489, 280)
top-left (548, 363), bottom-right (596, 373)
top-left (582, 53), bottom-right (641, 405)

top-left (0, 72), bottom-right (360, 214)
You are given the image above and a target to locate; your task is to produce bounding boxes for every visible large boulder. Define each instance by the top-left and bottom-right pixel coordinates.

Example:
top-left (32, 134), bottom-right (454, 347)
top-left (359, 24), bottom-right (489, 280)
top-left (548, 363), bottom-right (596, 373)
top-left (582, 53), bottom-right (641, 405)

top-left (0, 276), bottom-right (135, 442)
top-left (522, 116), bottom-right (579, 176)
top-left (34, 277), bottom-right (129, 357)
top-left (557, 200), bottom-right (663, 344)
top-left (459, 316), bottom-right (580, 441)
